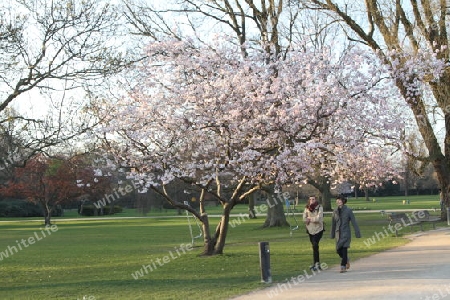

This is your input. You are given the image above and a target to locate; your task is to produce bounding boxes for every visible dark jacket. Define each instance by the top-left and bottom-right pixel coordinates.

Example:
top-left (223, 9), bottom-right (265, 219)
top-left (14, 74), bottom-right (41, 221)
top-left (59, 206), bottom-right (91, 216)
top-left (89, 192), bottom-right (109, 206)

top-left (331, 205), bottom-right (361, 249)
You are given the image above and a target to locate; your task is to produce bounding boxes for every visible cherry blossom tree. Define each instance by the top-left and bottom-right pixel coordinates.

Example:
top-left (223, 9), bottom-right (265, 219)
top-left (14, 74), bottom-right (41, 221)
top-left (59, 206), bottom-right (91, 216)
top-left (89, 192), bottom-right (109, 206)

top-left (300, 0), bottom-right (450, 220)
top-left (95, 38), bottom-right (403, 254)
top-left (291, 78), bottom-right (406, 210)
top-left (121, 0), bottom-right (409, 220)
top-left (334, 145), bottom-right (401, 201)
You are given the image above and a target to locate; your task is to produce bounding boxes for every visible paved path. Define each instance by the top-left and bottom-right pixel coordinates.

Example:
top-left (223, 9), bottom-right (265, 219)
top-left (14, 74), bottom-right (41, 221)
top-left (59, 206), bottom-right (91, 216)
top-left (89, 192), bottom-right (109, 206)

top-left (232, 227), bottom-right (450, 300)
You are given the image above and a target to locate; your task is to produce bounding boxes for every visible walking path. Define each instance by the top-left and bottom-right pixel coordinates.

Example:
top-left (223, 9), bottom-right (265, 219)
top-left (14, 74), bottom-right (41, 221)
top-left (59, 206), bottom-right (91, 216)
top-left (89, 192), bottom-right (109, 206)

top-left (232, 227), bottom-right (450, 300)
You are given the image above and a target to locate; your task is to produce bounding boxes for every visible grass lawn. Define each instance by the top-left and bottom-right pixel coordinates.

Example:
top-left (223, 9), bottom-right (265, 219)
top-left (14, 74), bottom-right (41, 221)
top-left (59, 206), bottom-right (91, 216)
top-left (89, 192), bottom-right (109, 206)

top-left (0, 195), bottom-right (447, 299)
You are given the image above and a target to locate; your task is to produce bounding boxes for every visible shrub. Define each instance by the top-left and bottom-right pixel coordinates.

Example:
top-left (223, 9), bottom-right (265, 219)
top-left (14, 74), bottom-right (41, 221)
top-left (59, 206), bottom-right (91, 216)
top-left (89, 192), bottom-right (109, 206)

top-left (0, 199), bottom-right (43, 217)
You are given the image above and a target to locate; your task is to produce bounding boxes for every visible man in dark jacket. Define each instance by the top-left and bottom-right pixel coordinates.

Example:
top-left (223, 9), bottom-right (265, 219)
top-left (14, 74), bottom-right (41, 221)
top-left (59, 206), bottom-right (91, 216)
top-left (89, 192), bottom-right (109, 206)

top-left (331, 195), bottom-right (361, 273)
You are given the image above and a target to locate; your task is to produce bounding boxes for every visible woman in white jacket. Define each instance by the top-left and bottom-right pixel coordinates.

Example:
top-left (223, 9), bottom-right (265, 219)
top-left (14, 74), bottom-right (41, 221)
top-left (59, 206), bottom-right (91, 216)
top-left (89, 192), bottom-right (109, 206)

top-left (303, 196), bottom-right (324, 271)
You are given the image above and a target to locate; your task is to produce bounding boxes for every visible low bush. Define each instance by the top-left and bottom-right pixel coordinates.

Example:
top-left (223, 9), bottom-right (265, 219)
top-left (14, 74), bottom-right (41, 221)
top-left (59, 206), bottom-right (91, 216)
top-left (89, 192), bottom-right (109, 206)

top-left (0, 199), bottom-right (43, 217)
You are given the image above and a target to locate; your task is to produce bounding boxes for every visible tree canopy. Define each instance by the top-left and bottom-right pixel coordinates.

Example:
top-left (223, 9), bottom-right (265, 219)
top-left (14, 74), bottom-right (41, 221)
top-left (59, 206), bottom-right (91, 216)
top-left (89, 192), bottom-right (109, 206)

top-left (94, 35), bottom-right (404, 253)
top-left (300, 0), bottom-right (450, 218)
top-left (0, 0), bottom-right (137, 171)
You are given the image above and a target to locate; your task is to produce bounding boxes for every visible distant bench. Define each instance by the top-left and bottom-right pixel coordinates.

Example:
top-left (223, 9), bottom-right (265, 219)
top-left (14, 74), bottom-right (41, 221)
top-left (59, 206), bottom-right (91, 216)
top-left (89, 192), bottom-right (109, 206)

top-left (413, 210), bottom-right (441, 230)
top-left (388, 210), bottom-right (441, 236)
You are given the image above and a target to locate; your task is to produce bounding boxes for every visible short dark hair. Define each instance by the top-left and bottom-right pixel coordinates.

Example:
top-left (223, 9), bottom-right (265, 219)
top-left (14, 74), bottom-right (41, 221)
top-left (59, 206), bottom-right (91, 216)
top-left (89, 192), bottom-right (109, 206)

top-left (336, 194), bottom-right (347, 204)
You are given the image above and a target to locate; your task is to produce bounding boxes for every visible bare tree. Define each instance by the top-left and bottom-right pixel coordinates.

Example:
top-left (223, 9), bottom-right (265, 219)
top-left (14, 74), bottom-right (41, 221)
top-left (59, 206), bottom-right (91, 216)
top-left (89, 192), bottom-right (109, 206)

top-left (0, 0), bottom-right (134, 112)
top-left (0, 0), bottom-right (137, 169)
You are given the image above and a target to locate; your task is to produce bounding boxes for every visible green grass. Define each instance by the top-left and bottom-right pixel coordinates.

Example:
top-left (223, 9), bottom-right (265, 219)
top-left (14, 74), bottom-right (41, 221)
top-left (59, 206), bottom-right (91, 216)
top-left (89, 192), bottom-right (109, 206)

top-left (343, 194), bottom-right (442, 211)
top-left (1, 194), bottom-right (443, 221)
top-left (0, 195), bottom-right (447, 299)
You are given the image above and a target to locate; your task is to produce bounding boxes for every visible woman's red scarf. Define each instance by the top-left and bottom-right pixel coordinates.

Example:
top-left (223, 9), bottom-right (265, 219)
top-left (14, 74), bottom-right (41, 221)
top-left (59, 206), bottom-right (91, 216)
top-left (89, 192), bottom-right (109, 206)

top-left (308, 201), bottom-right (319, 212)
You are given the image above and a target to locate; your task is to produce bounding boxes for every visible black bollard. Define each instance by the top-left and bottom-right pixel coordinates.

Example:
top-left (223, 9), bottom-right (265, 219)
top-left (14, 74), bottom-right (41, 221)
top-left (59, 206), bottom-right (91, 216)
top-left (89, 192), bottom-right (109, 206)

top-left (258, 241), bottom-right (272, 283)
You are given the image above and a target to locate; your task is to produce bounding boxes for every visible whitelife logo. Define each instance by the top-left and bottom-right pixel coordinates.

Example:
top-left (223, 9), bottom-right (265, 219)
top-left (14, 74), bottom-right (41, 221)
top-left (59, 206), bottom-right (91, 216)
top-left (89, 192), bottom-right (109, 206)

top-left (131, 243), bottom-right (194, 279)
top-left (0, 225), bottom-right (59, 261)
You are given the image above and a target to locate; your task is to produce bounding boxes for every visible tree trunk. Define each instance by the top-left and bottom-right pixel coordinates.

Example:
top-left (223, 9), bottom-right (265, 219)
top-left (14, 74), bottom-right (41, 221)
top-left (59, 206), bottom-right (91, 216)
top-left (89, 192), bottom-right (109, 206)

top-left (320, 184), bottom-right (332, 211)
top-left (262, 193), bottom-right (289, 227)
top-left (44, 206), bottom-right (52, 226)
top-left (440, 190), bottom-right (448, 221)
top-left (404, 177), bottom-right (409, 196)
top-left (198, 203), bottom-right (234, 255)
top-left (354, 183), bottom-right (359, 199)
top-left (248, 195), bottom-right (257, 219)
top-left (110, 202), bottom-right (114, 215)
top-left (152, 185), bottom-right (235, 256)
top-left (364, 186), bottom-right (370, 202)
top-left (308, 176), bottom-right (332, 211)
top-left (199, 213), bottom-right (215, 256)
top-left (439, 186), bottom-right (450, 222)
top-left (213, 209), bottom-right (231, 255)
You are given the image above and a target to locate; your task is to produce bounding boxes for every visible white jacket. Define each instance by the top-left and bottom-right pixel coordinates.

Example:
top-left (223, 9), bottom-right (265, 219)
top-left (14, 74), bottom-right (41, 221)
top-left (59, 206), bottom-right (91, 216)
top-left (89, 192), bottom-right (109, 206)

top-left (303, 205), bottom-right (324, 235)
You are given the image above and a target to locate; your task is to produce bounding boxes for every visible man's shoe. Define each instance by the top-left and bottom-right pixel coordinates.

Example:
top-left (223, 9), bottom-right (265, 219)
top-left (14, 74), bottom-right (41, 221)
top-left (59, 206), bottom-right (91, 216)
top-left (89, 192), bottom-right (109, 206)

top-left (309, 265), bottom-right (317, 271)
top-left (340, 266), bottom-right (347, 273)
top-left (346, 258), bottom-right (350, 270)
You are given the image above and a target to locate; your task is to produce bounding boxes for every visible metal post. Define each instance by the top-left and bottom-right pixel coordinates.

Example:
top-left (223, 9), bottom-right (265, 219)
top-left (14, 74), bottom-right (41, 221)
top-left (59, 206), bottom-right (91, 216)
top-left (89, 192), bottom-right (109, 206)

top-left (258, 241), bottom-right (272, 283)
